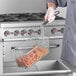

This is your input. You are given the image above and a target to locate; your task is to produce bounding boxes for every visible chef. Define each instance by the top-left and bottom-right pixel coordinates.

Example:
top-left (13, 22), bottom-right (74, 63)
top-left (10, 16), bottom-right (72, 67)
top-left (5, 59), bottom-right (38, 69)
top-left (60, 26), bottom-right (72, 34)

top-left (45, 0), bottom-right (76, 68)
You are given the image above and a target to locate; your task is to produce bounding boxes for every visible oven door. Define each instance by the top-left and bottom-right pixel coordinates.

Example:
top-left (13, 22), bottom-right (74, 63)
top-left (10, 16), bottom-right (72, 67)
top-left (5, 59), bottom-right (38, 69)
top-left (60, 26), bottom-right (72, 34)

top-left (3, 38), bottom-right (72, 76)
top-left (3, 39), bottom-right (49, 62)
top-left (43, 38), bottom-right (63, 60)
top-left (3, 38), bottom-right (62, 62)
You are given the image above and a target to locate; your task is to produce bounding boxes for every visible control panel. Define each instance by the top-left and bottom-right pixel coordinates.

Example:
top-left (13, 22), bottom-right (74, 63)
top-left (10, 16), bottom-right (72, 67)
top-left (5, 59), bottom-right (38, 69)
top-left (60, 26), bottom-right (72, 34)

top-left (44, 25), bottom-right (64, 37)
top-left (1, 23), bottom-right (65, 39)
top-left (3, 26), bottom-right (41, 39)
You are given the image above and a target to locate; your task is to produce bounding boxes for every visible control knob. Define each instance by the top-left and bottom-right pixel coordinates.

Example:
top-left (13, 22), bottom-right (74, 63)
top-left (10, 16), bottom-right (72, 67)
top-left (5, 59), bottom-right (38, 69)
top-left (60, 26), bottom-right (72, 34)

top-left (14, 30), bottom-right (19, 36)
top-left (51, 28), bottom-right (57, 34)
top-left (61, 28), bottom-right (64, 33)
top-left (37, 29), bottom-right (41, 35)
top-left (21, 30), bottom-right (27, 36)
top-left (28, 29), bottom-right (34, 35)
top-left (4, 30), bottom-right (10, 36)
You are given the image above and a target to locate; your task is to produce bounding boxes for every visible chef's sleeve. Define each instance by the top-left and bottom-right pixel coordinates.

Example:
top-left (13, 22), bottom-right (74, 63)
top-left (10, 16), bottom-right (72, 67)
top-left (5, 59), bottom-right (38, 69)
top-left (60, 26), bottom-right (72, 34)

top-left (47, 0), bottom-right (67, 7)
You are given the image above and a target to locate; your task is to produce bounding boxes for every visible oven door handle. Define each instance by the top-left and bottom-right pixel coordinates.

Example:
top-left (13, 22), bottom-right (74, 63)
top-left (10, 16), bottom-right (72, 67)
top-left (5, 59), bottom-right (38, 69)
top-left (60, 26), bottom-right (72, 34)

top-left (49, 44), bottom-right (60, 48)
top-left (11, 44), bottom-right (60, 50)
top-left (11, 46), bottom-right (33, 50)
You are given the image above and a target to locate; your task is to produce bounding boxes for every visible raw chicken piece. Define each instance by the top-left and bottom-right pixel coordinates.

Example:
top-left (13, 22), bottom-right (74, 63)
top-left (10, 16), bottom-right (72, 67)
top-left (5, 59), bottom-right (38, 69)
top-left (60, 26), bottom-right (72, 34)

top-left (17, 45), bottom-right (48, 67)
top-left (17, 56), bottom-right (24, 67)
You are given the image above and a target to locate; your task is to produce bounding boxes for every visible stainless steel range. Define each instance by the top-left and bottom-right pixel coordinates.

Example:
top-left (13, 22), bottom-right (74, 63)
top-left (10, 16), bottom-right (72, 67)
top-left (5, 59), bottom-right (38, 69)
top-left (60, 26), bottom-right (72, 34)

top-left (0, 13), bottom-right (72, 76)
top-left (0, 13), bottom-right (65, 60)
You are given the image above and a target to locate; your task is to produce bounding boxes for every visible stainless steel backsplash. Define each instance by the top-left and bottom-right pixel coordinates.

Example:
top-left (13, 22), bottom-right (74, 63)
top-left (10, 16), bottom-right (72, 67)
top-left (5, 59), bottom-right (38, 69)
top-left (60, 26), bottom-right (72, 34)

top-left (0, 0), bottom-right (47, 14)
top-left (0, 0), bottom-right (66, 18)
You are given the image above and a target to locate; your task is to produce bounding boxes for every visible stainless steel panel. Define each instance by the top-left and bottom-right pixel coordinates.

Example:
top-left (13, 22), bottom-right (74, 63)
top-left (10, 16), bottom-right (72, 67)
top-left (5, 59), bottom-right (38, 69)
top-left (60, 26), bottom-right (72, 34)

top-left (0, 0), bottom-right (47, 14)
top-left (42, 38), bottom-right (63, 60)
top-left (44, 25), bottom-right (64, 37)
top-left (3, 60), bottom-right (72, 76)
top-left (3, 74), bottom-right (73, 76)
top-left (1, 24), bottom-right (41, 39)
top-left (3, 39), bottom-right (49, 62)
top-left (3, 38), bottom-right (62, 62)
top-left (1, 21), bottom-right (65, 39)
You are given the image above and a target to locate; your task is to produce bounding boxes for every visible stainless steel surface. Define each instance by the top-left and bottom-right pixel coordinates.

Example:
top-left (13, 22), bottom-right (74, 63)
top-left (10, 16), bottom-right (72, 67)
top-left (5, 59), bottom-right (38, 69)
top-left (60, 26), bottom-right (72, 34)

top-left (0, 19), bottom-right (67, 75)
top-left (3, 60), bottom-right (72, 75)
top-left (0, 4), bottom-right (69, 75)
top-left (3, 39), bottom-right (49, 62)
top-left (0, 0), bottom-right (72, 75)
top-left (44, 38), bottom-right (63, 60)
top-left (0, 21), bottom-right (65, 39)
top-left (0, 0), bottom-right (47, 14)
top-left (3, 74), bottom-right (73, 76)
top-left (1, 20), bottom-right (65, 28)
top-left (3, 38), bottom-right (62, 61)
top-left (1, 20), bottom-right (64, 62)
top-left (0, 0), bottom-right (67, 19)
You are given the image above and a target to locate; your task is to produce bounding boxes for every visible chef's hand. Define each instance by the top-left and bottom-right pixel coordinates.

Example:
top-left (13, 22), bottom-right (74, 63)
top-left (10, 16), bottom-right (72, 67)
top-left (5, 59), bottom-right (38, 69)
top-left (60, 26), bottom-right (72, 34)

top-left (44, 7), bottom-right (55, 23)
